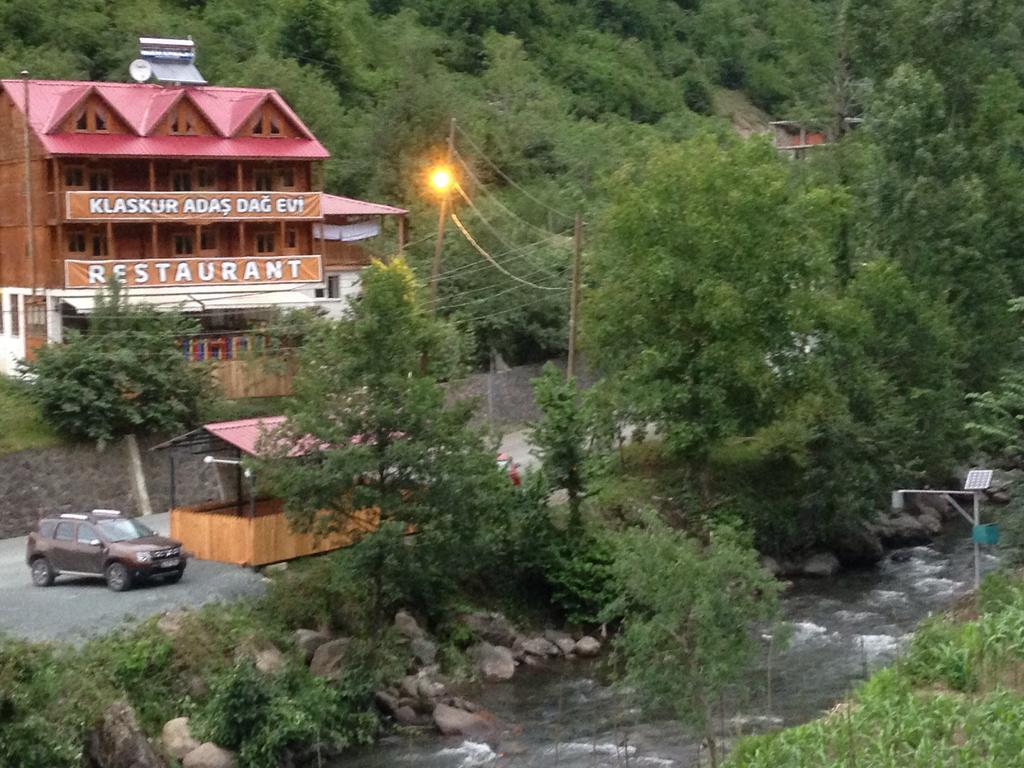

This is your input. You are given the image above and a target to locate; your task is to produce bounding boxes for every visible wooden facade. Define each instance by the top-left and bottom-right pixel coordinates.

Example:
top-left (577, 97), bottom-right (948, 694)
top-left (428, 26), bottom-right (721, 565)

top-left (0, 78), bottom-right (406, 376)
top-left (170, 498), bottom-right (379, 567)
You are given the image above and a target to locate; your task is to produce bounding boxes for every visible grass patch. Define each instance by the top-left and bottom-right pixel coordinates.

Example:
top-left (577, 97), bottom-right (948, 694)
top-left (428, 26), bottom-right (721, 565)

top-left (0, 377), bottom-right (62, 455)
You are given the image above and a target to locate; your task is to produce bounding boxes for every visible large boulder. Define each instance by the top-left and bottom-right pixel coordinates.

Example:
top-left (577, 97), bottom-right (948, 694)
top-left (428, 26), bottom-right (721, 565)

top-left (918, 509), bottom-right (943, 536)
top-left (410, 637), bottom-right (438, 666)
top-left (417, 676), bottom-right (447, 700)
top-left (432, 703), bottom-right (497, 740)
top-left (236, 639), bottom-right (284, 675)
top-left (519, 636), bottom-right (560, 658)
top-left (182, 743), bottom-right (236, 768)
top-left (460, 612), bottom-right (518, 647)
top-left (801, 552), bottom-right (841, 578)
top-left (874, 513), bottom-right (931, 547)
top-left (394, 610), bottom-right (426, 640)
top-left (544, 630), bottom-right (577, 656)
top-left (471, 642), bottom-right (516, 682)
top-left (831, 525), bottom-right (885, 568)
top-left (574, 636), bottom-right (602, 657)
top-left (310, 638), bottom-right (350, 679)
top-left (161, 718), bottom-right (200, 761)
top-left (88, 701), bottom-right (166, 768)
top-left (293, 629), bottom-right (332, 663)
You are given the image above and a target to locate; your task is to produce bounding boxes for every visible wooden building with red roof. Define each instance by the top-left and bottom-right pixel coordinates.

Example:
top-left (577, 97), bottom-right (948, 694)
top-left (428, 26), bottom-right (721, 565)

top-left (0, 70), bottom-right (406, 374)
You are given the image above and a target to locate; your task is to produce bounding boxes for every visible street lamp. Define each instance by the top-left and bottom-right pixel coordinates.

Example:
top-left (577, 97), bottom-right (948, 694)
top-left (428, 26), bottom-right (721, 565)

top-left (891, 468), bottom-right (995, 589)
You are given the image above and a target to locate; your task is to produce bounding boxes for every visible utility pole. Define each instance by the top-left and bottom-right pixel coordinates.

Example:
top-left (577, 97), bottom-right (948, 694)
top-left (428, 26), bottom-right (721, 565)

top-left (430, 117), bottom-right (457, 315)
top-left (567, 212), bottom-right (582, 380)
top-left (21, 71), bottom-right (35, 295)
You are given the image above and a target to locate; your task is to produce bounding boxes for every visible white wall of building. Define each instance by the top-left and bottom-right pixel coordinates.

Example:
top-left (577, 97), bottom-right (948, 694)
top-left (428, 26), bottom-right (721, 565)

top-left (0, 290), bottom-right (26, 375)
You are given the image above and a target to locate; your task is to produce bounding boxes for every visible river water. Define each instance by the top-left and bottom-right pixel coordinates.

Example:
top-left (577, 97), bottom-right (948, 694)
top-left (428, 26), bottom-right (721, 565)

top-left (341, 525), bottom-right (1000, 768)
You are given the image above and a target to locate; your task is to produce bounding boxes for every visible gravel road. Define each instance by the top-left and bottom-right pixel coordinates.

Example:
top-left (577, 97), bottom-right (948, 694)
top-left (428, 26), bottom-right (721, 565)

top-left (0, 513), bottom-right (266, 644)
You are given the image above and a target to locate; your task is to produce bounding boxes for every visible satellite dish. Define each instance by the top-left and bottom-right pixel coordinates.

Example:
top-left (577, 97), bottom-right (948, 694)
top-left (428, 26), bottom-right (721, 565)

top-left (129, 59), bottom-right (152, 83)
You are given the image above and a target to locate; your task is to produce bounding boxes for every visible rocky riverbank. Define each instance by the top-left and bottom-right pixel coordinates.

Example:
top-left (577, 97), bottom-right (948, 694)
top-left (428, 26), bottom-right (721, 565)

top-left (761, 489), bottom-right (994, 579)
top-left (82, 607), bottom-right (607, 768)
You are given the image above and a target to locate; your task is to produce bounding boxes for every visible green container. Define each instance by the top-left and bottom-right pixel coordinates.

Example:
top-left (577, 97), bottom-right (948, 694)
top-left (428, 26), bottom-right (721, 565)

top-left (972, 524), bottom-right (1000, 545)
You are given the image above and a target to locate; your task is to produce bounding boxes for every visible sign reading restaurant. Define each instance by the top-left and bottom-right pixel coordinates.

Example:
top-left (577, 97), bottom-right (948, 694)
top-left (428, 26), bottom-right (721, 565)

top-left (65, 191), bottom-right (322, 222)
top-left (65, 255), bottom-right (323, 289)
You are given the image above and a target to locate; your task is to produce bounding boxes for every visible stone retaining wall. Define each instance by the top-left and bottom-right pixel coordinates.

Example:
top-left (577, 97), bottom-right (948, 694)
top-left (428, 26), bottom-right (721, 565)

top-left (0, 436), bottom-right (219, 539)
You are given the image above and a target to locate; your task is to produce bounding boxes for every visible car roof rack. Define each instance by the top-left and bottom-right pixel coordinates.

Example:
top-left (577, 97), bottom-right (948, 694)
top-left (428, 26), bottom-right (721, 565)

top-left (59, 513), bottom-right (89, 520)
top-left (91, 509), bottom-right (123, 517)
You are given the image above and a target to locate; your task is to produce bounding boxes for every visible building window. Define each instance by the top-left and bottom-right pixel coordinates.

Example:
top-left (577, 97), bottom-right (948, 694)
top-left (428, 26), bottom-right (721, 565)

top-left (200, 228), bottom-right (217, 252)
top-left (174, 234), bottom-right (194, 256)
top-left (88, 170), bottom-right (111, 191)
top-left (10, 296), bottom-right (19, 337)
top-left (284, 227), bottom-right (297, 249)
top-left (64, 166), bottom-right (85, 188)
top-left (254, 169), bottom-right (273, 191)
top-left (316, 276), bottom-right (342, 299)
top-left (255, 232), bottom-right (275, 254)
top-left (326, 275), bottom-right (341, 298)
top-left (269, 117), bottom-right (281, 135)
top-left (68, 231), bottom-right (87, 253)
top-left (75, 111), bottom-right (88, 131)
top-left (278, 166), bottom-right (295, 188)
top-left (94, 110), bottom-right (107, 132)
top-left (91, 233), bottom-right (108, 257)
top-left (252, 116), bottom-right (263, 135)
top-left (172, 170), bottom-right (192, 192)
top-left (196, 166), bottom-right (215, 189)
top-left (25, 299), bottom-right (46, 336)
top-left (170, 107), bottom-right (194, 135)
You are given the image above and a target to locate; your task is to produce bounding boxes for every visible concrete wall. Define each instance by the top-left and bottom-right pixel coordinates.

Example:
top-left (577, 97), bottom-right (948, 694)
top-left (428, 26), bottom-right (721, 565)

top-left (447, 358), bottom-right (598, 427)
top-left (0, 435), bottom-right (219, 539)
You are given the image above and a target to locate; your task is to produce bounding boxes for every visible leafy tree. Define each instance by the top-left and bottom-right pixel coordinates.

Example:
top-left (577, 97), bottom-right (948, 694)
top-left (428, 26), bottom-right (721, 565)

top-left (607, 517), bottom-right (780, 767)
top-left (256, 259), bottom-right (509, 617)
top-left (529, 362), bottom-right (588, 528)
top-left (584, 133), bottom-right (839, 482)
top-left (20, 281), bottom-right (209, 445)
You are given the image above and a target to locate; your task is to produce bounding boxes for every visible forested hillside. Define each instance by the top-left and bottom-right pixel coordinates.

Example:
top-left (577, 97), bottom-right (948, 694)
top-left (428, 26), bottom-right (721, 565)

top-left (4, 0), bottom-right (1024, 551)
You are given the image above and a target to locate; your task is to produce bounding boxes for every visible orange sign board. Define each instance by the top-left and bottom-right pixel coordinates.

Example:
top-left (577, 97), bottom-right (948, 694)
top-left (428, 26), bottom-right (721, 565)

top-left (65, 191), bottom-right (322, 222)
top-left (65, 256), bottom-right (322, 289)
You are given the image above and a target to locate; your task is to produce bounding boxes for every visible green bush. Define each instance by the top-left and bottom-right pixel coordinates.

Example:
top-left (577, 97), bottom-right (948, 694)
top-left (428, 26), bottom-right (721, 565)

top-left (193, 660), bottom-right (377, 768)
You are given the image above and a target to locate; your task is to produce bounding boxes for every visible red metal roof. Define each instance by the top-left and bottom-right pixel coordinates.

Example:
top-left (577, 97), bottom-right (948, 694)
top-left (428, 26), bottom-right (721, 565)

top-left (1, 79), bottom-right (329, 160)
top-left (204, 416), bottom-right (287, 456)
top-left (322, 193), bottom-right (407, 218)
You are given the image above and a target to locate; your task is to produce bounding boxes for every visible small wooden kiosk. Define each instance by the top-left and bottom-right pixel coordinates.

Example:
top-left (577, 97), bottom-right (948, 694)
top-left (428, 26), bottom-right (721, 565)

top-left (157, 417), bottom-right (377, 566)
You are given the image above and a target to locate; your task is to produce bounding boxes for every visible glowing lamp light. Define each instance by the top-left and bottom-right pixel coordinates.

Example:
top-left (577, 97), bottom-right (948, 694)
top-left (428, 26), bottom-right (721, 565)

top-left (431, 168), bottom-right (452, 192)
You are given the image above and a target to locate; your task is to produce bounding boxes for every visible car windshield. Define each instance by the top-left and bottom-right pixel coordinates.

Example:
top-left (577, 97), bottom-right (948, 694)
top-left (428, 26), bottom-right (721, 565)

top-left (96, 519), bottom-right (155, 542)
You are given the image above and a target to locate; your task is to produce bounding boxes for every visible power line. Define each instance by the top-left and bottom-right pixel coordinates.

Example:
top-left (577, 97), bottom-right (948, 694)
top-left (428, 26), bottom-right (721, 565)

top-left (454, 124), bottom-right (576, 221)
top-left (450, 213), bottom-right (567, 292)
top-left (454, 152), bottom-right (560, 240)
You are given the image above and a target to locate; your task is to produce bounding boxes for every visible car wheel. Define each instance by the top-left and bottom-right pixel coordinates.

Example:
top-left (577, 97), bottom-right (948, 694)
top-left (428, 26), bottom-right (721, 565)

top-left (30, 557), bottom-right (55, 587)
top-left (105, 562), bottom-right (132, 592)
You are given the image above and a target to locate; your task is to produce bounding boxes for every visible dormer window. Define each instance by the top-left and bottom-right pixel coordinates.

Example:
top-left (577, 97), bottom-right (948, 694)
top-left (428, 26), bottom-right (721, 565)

top-left (269, 117), bottom-right (280, 135)
top-left (251, 118), bottom-right (263, 135)
top-left (72, 102), bottom-right (113, 132)
top-left (171, 107), bottom-right (194, 135)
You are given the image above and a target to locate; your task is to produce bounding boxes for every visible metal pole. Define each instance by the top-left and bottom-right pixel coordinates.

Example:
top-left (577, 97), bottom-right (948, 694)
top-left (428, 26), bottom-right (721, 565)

top-left (430, 117), bottom-right (456, 315)
top-left (21, 72), bottom-right (36, 295)
top-left (973, 491), bottom-right (981, 590)
top-left (567, 212), bottom-right (582, 380)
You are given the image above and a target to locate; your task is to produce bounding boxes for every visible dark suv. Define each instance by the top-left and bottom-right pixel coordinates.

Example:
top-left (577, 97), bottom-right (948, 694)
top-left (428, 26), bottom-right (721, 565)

top-left (27, 510), bottom-right (187, 591)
